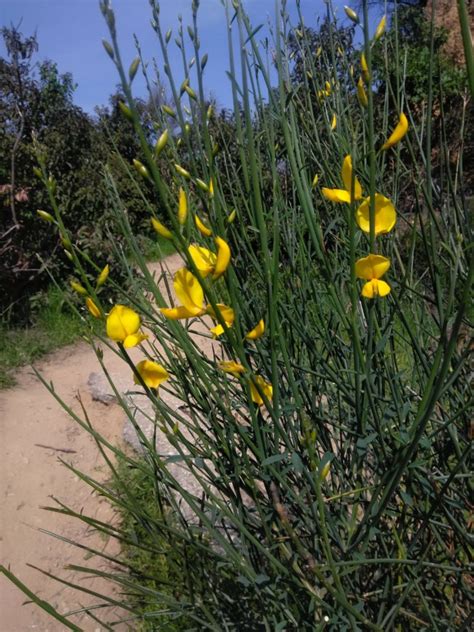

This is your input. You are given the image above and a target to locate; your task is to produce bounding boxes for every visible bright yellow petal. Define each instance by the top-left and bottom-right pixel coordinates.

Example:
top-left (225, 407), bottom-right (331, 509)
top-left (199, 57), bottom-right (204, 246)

top-left (106, 305), bottom-right (140, 341)
top-left (207, 303), bottom-right (235, 325)
top-left (213, 237), bottom-right (231, 279)
top-left (151, 217), bottom-right (173, 239)
top-left (178, 187), bottom-right (188, 224)
top-left (322, 188), bottom-right (352, 204)
top-left (188, 244), bottom-right (216, 277)
top-left (195, 214), bottom-right (212, 237)
top-left (86, 297), bottom-right (102, 318)
top-left (218, 360), bottom-right (245, 375)
top-left (123, 332), bottom-right (148, 348)
top-left (341, 156), bottom-right (363, 201)
top-left (160, 306), bottom-right (199, 320)
top-left (361, 279), bottom-right (390, 299)
top-left (174, 268), bottom-right (204, 314)
top-left (210, 324), bottom-right (225, 338)
top-left (381, 113), bottom-right (409, 150)
top-left (249, 376), bottom-right (273, 406)
top-left (134, 359), bottom-right (169, 389)
top-left (245, 319), bottom-right (265, 340)
top-left (355, 254), bottom-right (391, 280)
top-left (355, 194), bottom-right (396, 235)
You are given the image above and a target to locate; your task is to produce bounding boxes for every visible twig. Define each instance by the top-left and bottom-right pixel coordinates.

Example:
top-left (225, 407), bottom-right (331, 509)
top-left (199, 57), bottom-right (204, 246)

top-left (34, 443), bottom-right (77, 454)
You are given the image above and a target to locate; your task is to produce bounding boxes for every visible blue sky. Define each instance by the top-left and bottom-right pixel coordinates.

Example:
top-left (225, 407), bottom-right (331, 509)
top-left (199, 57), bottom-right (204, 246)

top-left (0, 1), bottom-right (380, 114)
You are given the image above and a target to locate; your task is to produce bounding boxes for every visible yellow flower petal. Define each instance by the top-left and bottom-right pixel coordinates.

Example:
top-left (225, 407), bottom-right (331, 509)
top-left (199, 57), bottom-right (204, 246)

top-left (124, 332), bottom-right (148, 348)
top-left (361, 279), bottom-right (391, 299)
top-left (195, 214), bottom-right (212, 237)
top-left (151, 217), bottom-right (173, 239)
top-left (213, 236), bottom-right (231, 279)
top-left (218, 360), bottom-right (245, 375)
top-left (355, 254), bottom-right (391, 280)
top-left (86, 297), bottom-right (102, 319)
top-left (355, 194), bottom-right (396, 235)
top-left (322, 188), bottom-right (352, 204)
top-left (381, 113), bottom-right (409, 151)
top-left (178, 187), bottom-right (188, 224)
top-left (160, 306), bottom-right (199, 320)
top-left (207, 303), bottom-right (235, 325)
top-left (210, 324), bottom-right (225, 338)
top-left (341, 155), bottom-right (363, 201)
top-left (134, 359), bottom-right (169, 389)
top-left (174, 268), bottom-right (204, 314)
top-left (106, 305), bottom-right (141, 341)
top-left (249, 376), bottom-right (273, 406)
top-left (188, 244), bottom-right (216, 277)
top-left (245, 319), bottom-right (265, 340)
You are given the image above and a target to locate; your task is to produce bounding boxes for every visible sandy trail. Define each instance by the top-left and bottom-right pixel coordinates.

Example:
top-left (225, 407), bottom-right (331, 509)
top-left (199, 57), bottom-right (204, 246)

top-left (0, 254), bottom-right (188, 631)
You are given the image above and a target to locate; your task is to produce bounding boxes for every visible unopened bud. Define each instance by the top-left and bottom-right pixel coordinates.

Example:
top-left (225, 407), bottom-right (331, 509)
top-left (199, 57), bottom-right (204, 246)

top-left (162, 105), bottom-right (176, 118)
top-left (201, 53), bottom-right (208, 70)
top-left (37, 209), bottom-right (54, 223)
top-left (227, 209), bottom-right (236, 223)
top-left (184, 85), bottom-right (197, 100)
top-left (70, 280), bottom-right (87, 295)
top-left (344, 6), bottom-right (359, 25)
top-left (96, 264), bottom-right (110, 287)
top-left (133, 159), bottom-right (150, 180)
top-left (128, 57), bottom-right (140, 82)
top-left (155, 129), bottom-right (169, 155)
top-left (174, 163), bottom-right (191, 179)
top-left (374, 15), bottom-right (386, 41)
top-left (195, 178), bottom-right (209, 192)
top-left (119, 101), bottom-right (133, 120)
top-left (312, 174), bottom-right (319, 188)
top-left (165, 29), bottom-right (172, 44)
top-left (102, 39), bottom-right (115, 59)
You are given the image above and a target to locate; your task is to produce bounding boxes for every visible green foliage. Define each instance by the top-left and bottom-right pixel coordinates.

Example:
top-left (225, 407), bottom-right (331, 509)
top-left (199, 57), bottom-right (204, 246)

top-left (3, 1), bottom-right (472, 630)
top-left (0, 286), bottom-right (85, 388)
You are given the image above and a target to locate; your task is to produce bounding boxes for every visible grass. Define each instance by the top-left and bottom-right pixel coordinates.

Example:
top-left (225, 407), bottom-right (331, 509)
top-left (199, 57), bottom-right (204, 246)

top-left (0, 286), bottom-right (85, 389)
top-left (0, 234), bottom-right (175, 390)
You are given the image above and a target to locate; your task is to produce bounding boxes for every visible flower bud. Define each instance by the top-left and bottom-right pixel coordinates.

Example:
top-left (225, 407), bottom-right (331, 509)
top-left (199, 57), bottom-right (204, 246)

top-left (96, 264), bottom-right (110, 287)
top-left (200, 53), bottom-right (208, 70)
top-left (162, 104), bottom-right (176, 118)
top-left (374, 15), bottom-right (386, 41)
top-left (70, 280), bottom-right (88, 295)
top-left (151, 217), bottom-right (173, 239)
top-left (37, 209), bottom-right (55, 223)
top-left (227, 209), bottom-right (236, 223)
top-left (86, 297), bottom-right (102, 319)
top-left (165, 29), bottom-right (172, 43)
top-left (102, 39), bottom-right (115, 59)
top-left (128, 57), bottom-right (140, 82)
top-left (344, 6), bottom-right (359, 25)
top-left (174, 164), bottom-right (191, 179)
top-left (133, 159), bottom-right (150, 180)
top-left (119, 101), bottom-right (133, 120)
top-left (312, 174), bottom-right (319, 188)
top-left (195, 178), bottom-right (209, 192)
top-left (155, 129), bottom-right (169, 155)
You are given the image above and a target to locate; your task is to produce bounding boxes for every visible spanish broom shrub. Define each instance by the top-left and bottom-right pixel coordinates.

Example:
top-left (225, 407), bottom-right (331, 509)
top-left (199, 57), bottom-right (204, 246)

top-left (2, 0), bottom-right (472, 629)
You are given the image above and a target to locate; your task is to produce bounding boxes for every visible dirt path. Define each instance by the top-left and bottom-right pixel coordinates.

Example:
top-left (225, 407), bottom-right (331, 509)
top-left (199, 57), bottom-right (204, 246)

top-left (0, 254), bottom-right (185, 631)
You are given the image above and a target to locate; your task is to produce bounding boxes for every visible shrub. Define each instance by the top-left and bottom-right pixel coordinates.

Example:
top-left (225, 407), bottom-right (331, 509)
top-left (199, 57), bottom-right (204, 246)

top-left (2, 1), bottom-right (472, 630)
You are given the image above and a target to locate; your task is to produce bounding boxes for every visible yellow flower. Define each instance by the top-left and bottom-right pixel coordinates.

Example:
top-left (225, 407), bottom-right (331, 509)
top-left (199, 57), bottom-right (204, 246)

top-left (213, 237), bottom-right (231, 279)
top-left (218, 360), bottom-right (245, 376)
top-left (357, 76), bottom-right (368, 108)
top-left (322, 155), bottom-right (362, 204)
top-left (188, 244), bottom-right (217, 277)
top-left (355, 254), bottom-right (391, 298)
top-left (86, 297), bottom-right (102, 319)
top-left (355, 193), bottom-right (396, 235)
top-left (106, 305), bottom-right (148, 347)
top-left (330, 113), bottom-right (337, 130)
top-left (382, 113), bottom-right (408, 150)
top-left (195, 214), bottom-right (212, 237)
top-left (249, 376), bottom-right (273, 406)
top-left (178, 187), bottom-right (188, 224)
top-left (245, 319), bottom-right (265, 340)
top-left (96, 264), bottom-right (110, 288)
top-left (134, 359), bottom-right (169, 390)
top-left (151, 216), bottom-right (173, 239)
top-left (207, 303), bottom-right (234, 337)
top-left (160, 268), bottom-right (205, 320)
